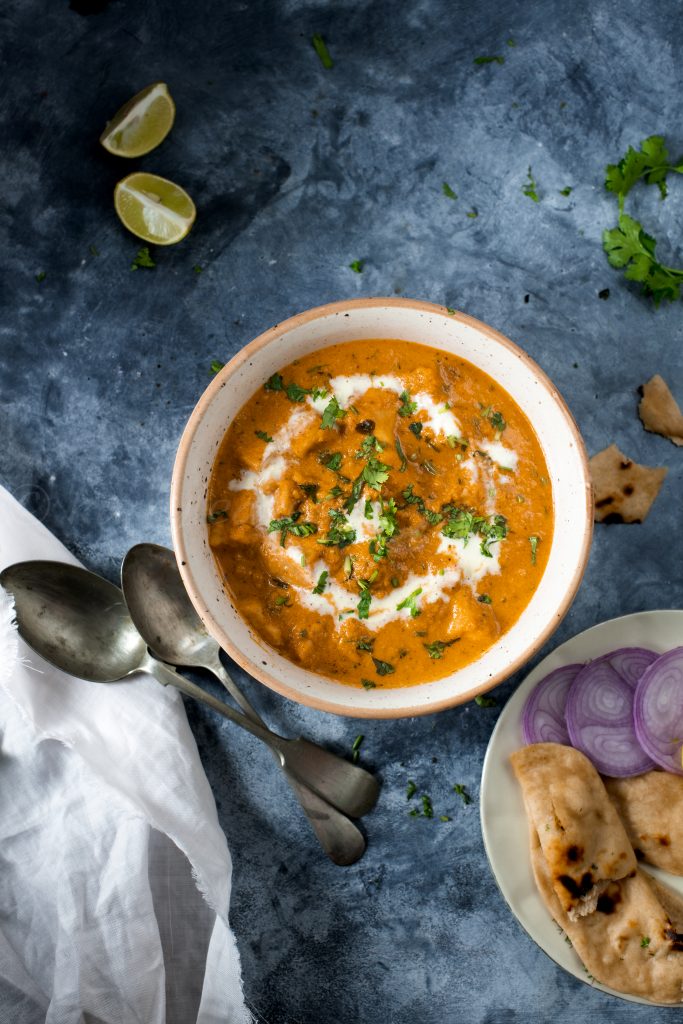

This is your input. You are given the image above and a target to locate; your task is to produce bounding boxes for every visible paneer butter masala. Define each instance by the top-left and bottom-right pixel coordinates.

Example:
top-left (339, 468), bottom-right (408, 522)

top-left (208, 340), bottom-right (553, 688)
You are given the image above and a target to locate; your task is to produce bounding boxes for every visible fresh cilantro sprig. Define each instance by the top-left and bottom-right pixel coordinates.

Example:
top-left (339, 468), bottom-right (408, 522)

top-left (268, 513), bottom-right (317, 547)
top-left (602, 136), bottom-right (683, 305)
top-left (317, 508), bottom-right (356, 549)
top-left (424, 638), bottom-right (459, 659)
top-left (320, 395), bottom-right (346, 429)
top-left (396, 586), bottom-right (422, 618)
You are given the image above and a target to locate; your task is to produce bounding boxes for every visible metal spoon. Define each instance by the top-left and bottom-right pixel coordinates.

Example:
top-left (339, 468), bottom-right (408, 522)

top-left (0, 561), bottom-right (375, 863)
top-left (121, 543), bottom-right (374, 863)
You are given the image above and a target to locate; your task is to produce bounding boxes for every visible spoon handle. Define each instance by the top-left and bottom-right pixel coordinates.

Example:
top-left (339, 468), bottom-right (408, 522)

top-left (144, 655), bottom-right (289, 758)
top-left (209, 658), bottom-right (263, 723)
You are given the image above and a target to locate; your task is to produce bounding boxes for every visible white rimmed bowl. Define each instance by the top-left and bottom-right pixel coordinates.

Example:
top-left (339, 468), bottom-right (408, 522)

top-left (171, 298), bottom-right (592, 719)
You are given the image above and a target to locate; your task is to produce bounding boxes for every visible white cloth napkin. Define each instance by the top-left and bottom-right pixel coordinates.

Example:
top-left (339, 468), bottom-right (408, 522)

top-left (0, 485), bottom-right (252, 1024)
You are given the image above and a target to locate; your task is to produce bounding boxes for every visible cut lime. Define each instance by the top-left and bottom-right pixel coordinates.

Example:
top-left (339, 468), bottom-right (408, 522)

top-left (114, 172), bottom-right (196, 245)
top-left (100, 82), bottom-right (175, 158)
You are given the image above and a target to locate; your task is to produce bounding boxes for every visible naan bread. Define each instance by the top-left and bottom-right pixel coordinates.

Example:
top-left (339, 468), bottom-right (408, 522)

top-left (605, 772), bottom-right (683, 875)
top-left (511, 744), bottom-right (637, 920)
top-left (531, 829), bottom-right (683, 1003)
top-left (590, 443), bottom-right (667, 524)
top-left (638, 374), bottom-right (683, 447)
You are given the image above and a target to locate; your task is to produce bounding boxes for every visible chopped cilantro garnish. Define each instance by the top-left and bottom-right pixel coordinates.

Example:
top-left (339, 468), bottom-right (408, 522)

top-left (357, 579), bottom-right (373, 619)
top-left (361, 678), bottom-right (376, 690)
top-left (206, 509), bottom-right (228, 523)
top-left (372, 657), bottom-right (395, 676)
top-left (466, 208), bottom-right (478, 218)
top-left (398, 391), bottom-right (418, 417)
top-left (475, 694), bottom-right (497, 707)
top-left (264, 374), bottom-right (316, 403)
top-left (285, 382), bottom-right (311, 402)
top-left (210, 360), bottom-right (225, 375)
top-left (473, 54), bottom-right (505, 65)
top-left (363, 456), bottom-right (391, 490)
top-left (488, 410), bottom-right (506, 433)
top-left (298, 483), bottom-right (319, 502)
top-left (274, 595), bottom-right (290, 607)
top-left (364, 499), bottom-right (374, 519)
top-left (370, 498), bottom-right (399, 561)
top-left (264, 373), bottom-right (283, 392)
top-left (320, 451), bottom-right (342, 472)
top-left (442, 182), bottom-right (457, 200)
top-left (529, 534), bottom-right (539, 564)
top-left (348, 259), bottom-right (364, 273)
top-left (423, 638), bottom-right (459, 659)
top-left (312, 33), bottom-right (333, 69)
top-left (327, 485), bottom-right (343, 498)
top-left (396, 587), bottom-right (422, 618)
top-left (406, 780), bottom-right (417, 799)
top-left (394, 437), bottom-right (408, 472)
top-left (559, 186), bottom-right (573, 197)
top-left (255, 430), bottom-right (273, 443)
top-left (320, 395), bottom-right (346, 429)
top-left (193, 264), bottom-right (203, 274)
top-left (35, 270), bottom-right (46, 283)
top-left (312, 570), bottom-right (329, 594)
top-left (409, 421), bottom-right (423, 437)
top-left (523, 166), bottom-right (540, 202)
top-left (344, 471), bottom-right (365, 513)
top-left (131, 246), bottom-right (155, 270)
top-left (439, 815), bottom-right (451, 822)
top-left (356, 435), bottom-right (384, 458)
top-left (268, 514), bottom-right (317, 547)
top-left (317, 508), bottom-right (357, 548)
top-left (453, 783), bottom-right (472, 805)
top-left (507, 37), bottom-right (516, 46)
top-left (479, 515), bottom-right (508, 557)
top-left (641, 936), bottom-right (651, 948)
top-left (446, 306), bottom-right (456, 314)
top-left (478, 594), bottom-right (492, 604)
top-left (356, 636), bottom-right (374, 651)
top-left (351, 733), bottom-right (364, 763)
top-left (421, 794), bottom-right (434, 818)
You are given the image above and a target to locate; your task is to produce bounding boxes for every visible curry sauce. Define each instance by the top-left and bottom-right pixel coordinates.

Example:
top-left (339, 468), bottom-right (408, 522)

top-left (208, 339), bottom-right (553, 689)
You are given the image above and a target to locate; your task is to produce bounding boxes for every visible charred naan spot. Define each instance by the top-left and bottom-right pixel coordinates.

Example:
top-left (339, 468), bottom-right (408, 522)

top-left (602, 512), bottom-right (628, 524)
top-left (619, 460), bottom-right (633, 470)
top-left (566, 845), bottom-right (583, 862)
top-left (622, 484), bottom-right (634, 496)
top-left (664, 927), bottom-right (683, 952)
top-left (355, 419), bottom-right (375, 434)
top-left (658, 835), bottom-right (671, 846)
top-left (557, 872), bottom-right (594, 898)
top-left (595, 496), bottom-right (614, 508)
top-left (597, 886), bottom-right (622, 915)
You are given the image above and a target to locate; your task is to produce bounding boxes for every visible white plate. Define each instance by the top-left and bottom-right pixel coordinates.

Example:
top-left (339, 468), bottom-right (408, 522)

top-left (480, 610), bottom-right (683, 1006)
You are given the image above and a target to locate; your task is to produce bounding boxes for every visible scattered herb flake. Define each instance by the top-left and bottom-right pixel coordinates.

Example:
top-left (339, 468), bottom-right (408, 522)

top-left (372, 657), bottom-right (395, 676)
top-left (131, 246), bottom-right (155, 270)
top-left (396, 587), bottom-right (422, 618)
top-left (268, 513), bottom-right (317, 547)
top-left (356, 636), bottom-right (374, 651)
top-left (321, 395), bottom-right (346, 429)
top-left (442, 182), bottom-right (458, 200)
top-left (474, 55), bottom-right (505, 65)
top-left (255, 430), bottom-right (273, 443)
top-left (298, 483), bottom-right (319, 502)
top-left (641, 936), bottom-right (651, 948)
top-left (89, 244), bottom-right (99, 256)
top-left (529, 534), bottom-right (539, 564)
top-left (409, 421), bottom-right (423, 437)
top-left (357, 579), bottom-right (373, 620)
top-left (421, 794), bottom-right (434, 818)
top-left (35, 271), bottom-right (46, 283)
top-left (523, 166), bottom-right (540, 202)
top-left (264, 373), bottom-right (283, 392)
top-left (478, 594), bottom-right (492, 604)
top-left (398, 391), bottom-right (418, 417)
top-left (453, 783), bottom-right (472, 805)
top-left (361, 678), bottom-right (376, 690)
top-left (349, 259), bottom-right (364, 273)
top-left (446, 306), bottom-right (457, 314)
top-left (466, 208), bottom-right (478, 218)
top-left (475, 694), bottom-right (498, 707)
top-left (559, 186), bottom-right (573, 196)
top-left (351, 733), bottom-right (363, 763)
top-left (424, 638), bottom-right (459, 659)
top-left (312, 570), bottom-right (329, 594)
top-left (312, 33), bottom-right (333, 69)
top-left (406, 780), bottom-right (417, 799)
top-left (207, 509), bottom-right (227, 523)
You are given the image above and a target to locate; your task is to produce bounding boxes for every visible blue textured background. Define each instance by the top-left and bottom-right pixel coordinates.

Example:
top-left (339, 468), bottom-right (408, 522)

top-left (2, 0), bottom-right (683, 1020)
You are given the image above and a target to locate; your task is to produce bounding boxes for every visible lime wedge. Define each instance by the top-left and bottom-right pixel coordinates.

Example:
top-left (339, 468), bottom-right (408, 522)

top-left (100, 82), bottom-right (175, 158)
top-left (114, 172), bottom-right (196, 245)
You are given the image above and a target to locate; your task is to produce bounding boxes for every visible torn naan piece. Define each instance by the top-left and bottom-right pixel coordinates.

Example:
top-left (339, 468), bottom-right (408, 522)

top-left (531, 828), bottom-right (683, 1002)
top-left (590, 443), bottom-right (667, 523)
top-left (639, 375), bottom-right (683, 447)
top-left (510, 743), bottom-right (637, 920)
top-left (605, 772), bottom-right (683, 875)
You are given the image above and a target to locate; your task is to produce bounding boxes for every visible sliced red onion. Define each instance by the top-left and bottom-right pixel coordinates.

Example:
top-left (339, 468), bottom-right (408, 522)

top-left (522, 664), bottom-right (583, 745)
top-left (599, 646), bottom-right (658, 688)
top-left (566, 659), bottom-right (656, 777)
top-left (633, 648), bottom-right (683, 776)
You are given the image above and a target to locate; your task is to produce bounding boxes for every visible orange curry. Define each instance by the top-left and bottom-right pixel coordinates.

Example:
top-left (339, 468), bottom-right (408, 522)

top-left (208, 339), bottom-right (553, 689)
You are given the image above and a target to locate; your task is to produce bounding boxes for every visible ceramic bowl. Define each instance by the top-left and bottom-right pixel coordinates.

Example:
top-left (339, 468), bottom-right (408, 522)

top-left (171, 298), bottom-right (592, 719)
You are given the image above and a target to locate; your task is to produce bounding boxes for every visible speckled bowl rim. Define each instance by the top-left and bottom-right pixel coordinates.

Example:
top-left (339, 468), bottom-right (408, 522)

top-left (171, 297), bottom-right (593, 719)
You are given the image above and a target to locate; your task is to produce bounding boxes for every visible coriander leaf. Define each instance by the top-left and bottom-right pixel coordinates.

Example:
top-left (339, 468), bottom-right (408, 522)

top-left (529, 534), bottom-right (539, 564)
top-left (479, 514), bottom-right (508, 557)
top-left (264, 373), bottom-right (283, 391)
top-left (559, 186), bottom-right (572, 197)
top-left (210, 360), bottom-right (225, 375)
top-left (641, 936), bottom-right (651, 948)
top-left (406, 780), bottom-right (417, 799)
top-left (361, 678), bottom-right (376, 690)
top-left (605, 135), bottom-right (682, 201)
top-left (320, 451), bottom-right (343, 472)
top-left (475, 694), bottom-right (497, 707)
top-left (423, 638), bottom-right (459, 659)
top-left (344, 471), bottom-right (365, 513)
top-left (255, 429), bottom-right (273, 442)
top-left (398, 390), bottom-right (418, 417)
top-left (364, 498), bottom-right (374, 519)
top-left (488, 410), bottom-right (506, 432)
top-left (523, 166), bottom-right (539, 202)
top-left (478, 593), bottom-right (492, 604)
top-left (440, 815), bottom-right (451, 822)
top-left (268, 513), bottom-right (317, 547)
top-left (356, 636), bottom-right (374, 651)
top-left (320, 395), bottom-right (346, 429)
top-left (351, 733), bottom-right (363, 763)
top-left (466, 208), bottom-right (478, 218)
top-left (409, 421), bottom-right (423, 437)
top-left (453, 783), bottom-right (472, 805)
top-left (370, 498), bottom-right (399, 562)
top-left (442, 182), bottom-right (458, 200)
top-left (421, 794), bottom-right (434, 818)
top-left (312, 33), bottom-right (333, 69)
top-left (602, 212), bottom-right (683, 304)
top-left (446, 306), bottom-right (456, 314)
top-left (317, 508), bottom-right (357, 548)
top-left (312, 570), bottom-right (328, 594)
top-left (474, 55), bottom-right (504, 65)
top-left (285, 382), bottom-right (311, 402)
top-left (396, 586), bottom-right (422, 618)
top-left (357, 579), bottom-right (373, 619)
top-left (131, 246), bottom-right (155, 270)
top-left (362, 456), bottom-right (391, 490)
top-left (274, 595), bottom-right (290, 607)
top-left (372, 657), bottom-right (395, 676)
top-left (356, 435), bottom-right (385, 458)
top-left (348, 259), bottom-right (364, 273)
